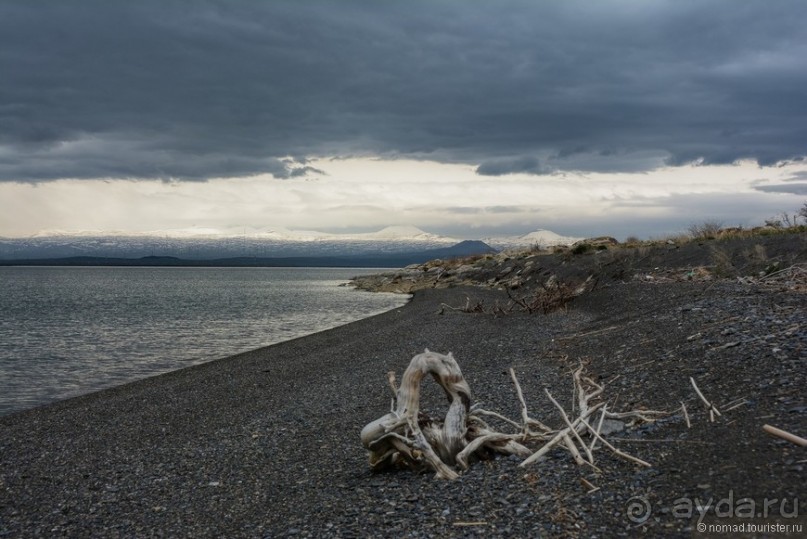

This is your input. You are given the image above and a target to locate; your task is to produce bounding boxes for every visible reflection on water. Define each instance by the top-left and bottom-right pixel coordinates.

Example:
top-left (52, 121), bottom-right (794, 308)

top-left (0, 267), bottom-right (407, 415)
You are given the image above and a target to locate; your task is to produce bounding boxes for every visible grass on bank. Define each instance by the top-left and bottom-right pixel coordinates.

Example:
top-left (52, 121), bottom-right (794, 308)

top-left (433, 209), bottom-right (807, 281)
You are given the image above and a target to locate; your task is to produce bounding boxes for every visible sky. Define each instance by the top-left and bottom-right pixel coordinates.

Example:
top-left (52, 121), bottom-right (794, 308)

top-left (1, 0), bottom-right (806, 240)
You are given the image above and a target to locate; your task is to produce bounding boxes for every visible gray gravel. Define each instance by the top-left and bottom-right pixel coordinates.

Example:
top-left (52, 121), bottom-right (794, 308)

top-left (1, 279), bottom-right (805, 537)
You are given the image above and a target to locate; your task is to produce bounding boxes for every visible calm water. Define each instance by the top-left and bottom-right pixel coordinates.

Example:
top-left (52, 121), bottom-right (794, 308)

top-left (0, 267), bottom-right (407, 415)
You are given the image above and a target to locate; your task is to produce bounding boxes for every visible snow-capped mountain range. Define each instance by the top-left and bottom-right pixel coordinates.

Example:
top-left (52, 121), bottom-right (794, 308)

top-left (0, 226), bottom-right (582, 260)
top-left (30, 225), bottom-right (448, 242)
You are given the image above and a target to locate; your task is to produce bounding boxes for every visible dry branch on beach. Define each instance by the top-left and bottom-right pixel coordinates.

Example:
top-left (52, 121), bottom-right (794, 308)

top-left (762, 424), bottom-right (807, 447)
top-left (361, 350), bottom-right (664, 479)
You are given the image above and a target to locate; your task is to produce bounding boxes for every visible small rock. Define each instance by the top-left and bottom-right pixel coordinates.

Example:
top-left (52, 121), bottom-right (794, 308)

top-left (599, 419), bottom-right (626, 435)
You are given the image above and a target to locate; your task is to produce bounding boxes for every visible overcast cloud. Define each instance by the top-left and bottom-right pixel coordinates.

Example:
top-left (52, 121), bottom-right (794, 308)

top-left (2, 0), bottom-right (806, 182)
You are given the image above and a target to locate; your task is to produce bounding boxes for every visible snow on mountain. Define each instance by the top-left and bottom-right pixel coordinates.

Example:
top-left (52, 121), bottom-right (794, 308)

top-left (0, 225), bottom-right (459, 259)
top-left (23, 225), bottom-right (453, 242)
top-left (246, 225), bottom-right (454, 243)
top-left (484, 229), bottom-right (583, 250)
top-left (2, 226), bottom-right (582, 260)
top-left (119, 225), bottom-right (443, 241)
top-left (345, 226), bottom-right (453, 242)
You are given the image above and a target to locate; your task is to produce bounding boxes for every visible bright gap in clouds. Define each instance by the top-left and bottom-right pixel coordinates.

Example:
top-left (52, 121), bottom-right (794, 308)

top-left (0, 159), bottom-right (805, 240)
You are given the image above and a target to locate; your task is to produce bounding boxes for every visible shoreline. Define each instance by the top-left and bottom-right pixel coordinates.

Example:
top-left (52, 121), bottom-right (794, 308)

top-left (0, 267), bottom-right (409, 417)
top-left (1, 282), bottom-right (804, 536)
top-left (1, 289), bottom-right (413, 420)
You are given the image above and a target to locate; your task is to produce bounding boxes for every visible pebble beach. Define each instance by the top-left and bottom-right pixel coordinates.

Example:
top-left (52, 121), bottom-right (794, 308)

top-left (1, 235), bottom-right (806, 537)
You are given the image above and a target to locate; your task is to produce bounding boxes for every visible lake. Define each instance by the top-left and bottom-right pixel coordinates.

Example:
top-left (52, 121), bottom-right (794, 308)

top-left (0, 266), bottom-right (407, 415)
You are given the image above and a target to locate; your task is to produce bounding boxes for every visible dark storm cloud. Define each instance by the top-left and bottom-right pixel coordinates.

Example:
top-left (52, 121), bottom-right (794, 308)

top-left (754, 183), bottom-right (807, 195)
top-left (785, 171), bottom-right (807, 181)
top-left (1, 0), bottom-right (806, 182)
top-left (476, 156), bottom-right (552, 176)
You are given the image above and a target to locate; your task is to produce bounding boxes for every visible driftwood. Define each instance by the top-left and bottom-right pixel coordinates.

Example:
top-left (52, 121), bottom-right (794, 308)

top-left (360, 349), bottom-right (470, 479)
top-left (689, 376), bottom-right (722, 422)
top-left (361, 351), bottom-right (662, 479)
top-left (763, 424), bottom-right (807, 447)
top-left (436, 274), bottom-right (597, 316)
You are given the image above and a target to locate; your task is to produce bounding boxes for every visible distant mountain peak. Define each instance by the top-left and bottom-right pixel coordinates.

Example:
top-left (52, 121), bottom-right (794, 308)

top-left (370, 225), bottom-right (441, 240)
top-left (518, 229), bottom-right (572, 242)
top-left (484, 229), bottom-right (583, 250)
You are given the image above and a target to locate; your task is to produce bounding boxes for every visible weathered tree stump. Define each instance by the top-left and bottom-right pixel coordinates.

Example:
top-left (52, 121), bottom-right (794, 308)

top-left (360, 349), bottom-right (471, 479)
top-left (362, 350), bottom-right (663, 480)
top-left (361, 349), bottom-right (532, 479)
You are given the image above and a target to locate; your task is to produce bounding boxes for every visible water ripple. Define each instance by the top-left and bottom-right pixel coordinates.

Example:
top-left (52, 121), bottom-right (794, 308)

top-left (0, 267), bottom-right (406, 415)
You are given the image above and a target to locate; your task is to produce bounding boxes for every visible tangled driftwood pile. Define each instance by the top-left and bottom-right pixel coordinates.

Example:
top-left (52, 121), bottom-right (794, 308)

top-left (361, 350), bottom-right (665, 480)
